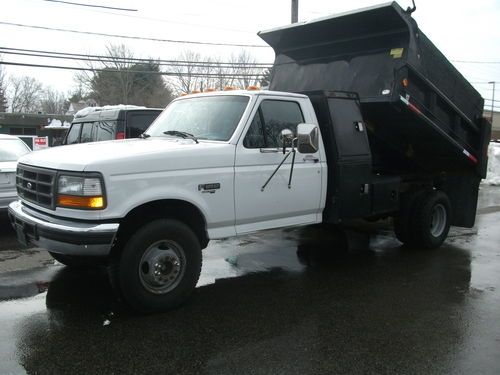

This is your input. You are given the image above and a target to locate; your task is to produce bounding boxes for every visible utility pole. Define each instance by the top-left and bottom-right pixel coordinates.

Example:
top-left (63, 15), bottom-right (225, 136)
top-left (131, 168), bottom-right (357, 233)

top-left (291, 0), bottom-right (298, 23)
top-left (489, 81), bottom-right (496, 125)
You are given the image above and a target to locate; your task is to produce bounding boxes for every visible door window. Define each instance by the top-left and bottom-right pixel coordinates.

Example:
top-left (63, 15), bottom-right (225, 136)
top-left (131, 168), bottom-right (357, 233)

top-left (243, 100), bottom-right (304, 149)
top-left (80, 123), bottom-right (94, 143)
top-left (95, 121), bottom-right (116, 141)
top-left (126, 113), bottom-right (161, 138)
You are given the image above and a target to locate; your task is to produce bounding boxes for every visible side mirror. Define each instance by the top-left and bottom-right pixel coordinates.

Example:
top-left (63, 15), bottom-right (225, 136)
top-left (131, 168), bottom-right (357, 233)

top-left (296, 123), bottom-right (319, 154)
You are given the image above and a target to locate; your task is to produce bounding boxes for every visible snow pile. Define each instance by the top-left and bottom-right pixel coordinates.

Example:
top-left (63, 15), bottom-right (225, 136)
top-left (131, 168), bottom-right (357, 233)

top-left (483, 142), bottom-right (500, 186)
top-left (74, 104), bottom-right (145, 118)
top-left (45, 119), bottom-right (71, 129)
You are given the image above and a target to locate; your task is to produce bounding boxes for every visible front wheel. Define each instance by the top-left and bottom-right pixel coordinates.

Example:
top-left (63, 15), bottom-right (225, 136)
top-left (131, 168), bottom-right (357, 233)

top-left (110, 219), bottom-right (202, 313)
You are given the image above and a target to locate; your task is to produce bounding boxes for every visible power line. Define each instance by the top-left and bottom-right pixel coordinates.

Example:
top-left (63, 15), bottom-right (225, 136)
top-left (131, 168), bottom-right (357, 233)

top-left (484, 98), bottom-right (500, 103)
top-left (470, 81), bottom-right (498, 85)
top-left (0, 50), bottom-right (271, 69)
top-left (452, 59), bottom-right (500, 64)
top-left (52, 4), bottom-right (256, 34)
top-left (0, 60), bottom-right (267, 78)
top-left (0, 21), bottom-right (269, 48)
top-left (0, 47), bottom-right (273, 67)
top-left (43, 0), bottom-right (137, 11)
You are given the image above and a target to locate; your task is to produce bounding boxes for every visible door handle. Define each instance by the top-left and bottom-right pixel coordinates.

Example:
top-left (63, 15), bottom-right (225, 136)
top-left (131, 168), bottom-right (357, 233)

top-left (303, 156), bottom-right (319, 163)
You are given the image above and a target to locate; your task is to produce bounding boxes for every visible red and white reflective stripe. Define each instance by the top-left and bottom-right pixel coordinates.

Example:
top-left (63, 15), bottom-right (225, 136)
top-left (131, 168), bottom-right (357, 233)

top-left (407, 102), bottom-right (421, 115)
top-left (400, 96), bottom-right (478, 165)
top-left (463, 149), bottom-right (478, 164)
top-left (400, 95), bottom-right (422, 115)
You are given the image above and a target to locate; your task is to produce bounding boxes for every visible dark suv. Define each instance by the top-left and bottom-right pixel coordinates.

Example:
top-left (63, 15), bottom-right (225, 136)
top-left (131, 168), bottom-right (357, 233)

top-left (64, 106), bottom-right (162, 145)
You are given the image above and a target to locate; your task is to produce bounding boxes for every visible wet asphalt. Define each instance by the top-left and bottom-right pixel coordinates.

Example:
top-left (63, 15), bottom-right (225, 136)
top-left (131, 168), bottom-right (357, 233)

top-left (0, 186), bottom-right (499, 375)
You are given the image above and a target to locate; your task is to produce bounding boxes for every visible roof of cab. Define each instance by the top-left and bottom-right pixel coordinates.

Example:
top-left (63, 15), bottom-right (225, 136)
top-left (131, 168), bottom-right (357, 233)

top-left (0, 134), bottom-right (23, 140)
top-left (72, 106), bottom-right (163, 123)
top-left (174, 89), bottom-right (308, 100)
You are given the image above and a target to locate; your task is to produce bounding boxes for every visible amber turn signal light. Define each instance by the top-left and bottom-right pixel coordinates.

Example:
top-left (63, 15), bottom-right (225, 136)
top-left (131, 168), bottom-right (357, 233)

top-left (57, 195), bottom-right (105, 209)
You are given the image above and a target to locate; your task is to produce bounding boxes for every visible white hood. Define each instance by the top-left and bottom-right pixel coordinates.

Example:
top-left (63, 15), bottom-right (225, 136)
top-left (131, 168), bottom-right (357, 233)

top-left (18, 138), bottom-right (234, 173)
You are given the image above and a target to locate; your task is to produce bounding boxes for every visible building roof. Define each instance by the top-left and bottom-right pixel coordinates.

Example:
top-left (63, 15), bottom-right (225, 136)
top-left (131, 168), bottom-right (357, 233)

top-left (0, 112), bottom-right (73, 127)
top-left (66, 99), bottom-right (98, 115)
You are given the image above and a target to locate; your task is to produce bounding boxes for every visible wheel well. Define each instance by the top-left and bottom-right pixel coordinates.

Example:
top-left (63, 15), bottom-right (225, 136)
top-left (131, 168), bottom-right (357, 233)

top-left (113, 200), bottom-right (209, 254)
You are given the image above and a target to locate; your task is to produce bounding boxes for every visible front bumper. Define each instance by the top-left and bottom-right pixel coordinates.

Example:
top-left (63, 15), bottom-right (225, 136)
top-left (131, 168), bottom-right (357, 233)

top-left (8, 200), bottom-right (119, 256)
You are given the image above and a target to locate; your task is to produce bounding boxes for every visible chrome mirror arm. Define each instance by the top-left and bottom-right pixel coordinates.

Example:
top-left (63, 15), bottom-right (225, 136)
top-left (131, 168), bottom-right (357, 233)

top-left (261, 138), bottom-right (297, 192)
top-left (287, 138), bottom-right (297, 189)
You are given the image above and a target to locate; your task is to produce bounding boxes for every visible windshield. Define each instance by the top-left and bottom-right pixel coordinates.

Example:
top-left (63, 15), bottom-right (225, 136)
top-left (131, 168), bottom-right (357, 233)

top-left (146, 95), bottom-right (249, 141)
top-left (0, 139), bottom-right (30, 162)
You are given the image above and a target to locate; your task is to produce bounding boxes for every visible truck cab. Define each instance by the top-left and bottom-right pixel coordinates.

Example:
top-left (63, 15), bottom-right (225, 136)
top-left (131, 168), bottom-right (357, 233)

top-left (9, 90), bottom-right (326, 312)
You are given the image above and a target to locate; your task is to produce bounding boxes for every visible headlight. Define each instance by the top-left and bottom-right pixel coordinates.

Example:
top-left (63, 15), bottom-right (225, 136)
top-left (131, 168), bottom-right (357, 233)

top-left (57, 174), bottom-right (106, 209)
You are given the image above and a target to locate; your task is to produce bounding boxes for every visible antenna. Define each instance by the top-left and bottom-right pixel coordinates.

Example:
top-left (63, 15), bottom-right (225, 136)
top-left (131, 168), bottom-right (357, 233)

top-left (406, 0), bottom-right (417, 14)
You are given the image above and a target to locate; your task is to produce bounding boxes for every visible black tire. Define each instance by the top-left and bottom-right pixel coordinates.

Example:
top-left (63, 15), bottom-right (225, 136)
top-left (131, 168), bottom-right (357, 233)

top-left (411, 190), bottom-right (451, 249)
top-left (394, 190), bottom-right (427, 245)
top-left (110, 219), bottom-right (202, 313)
top-left (49, 252), bottom-right (105, 267)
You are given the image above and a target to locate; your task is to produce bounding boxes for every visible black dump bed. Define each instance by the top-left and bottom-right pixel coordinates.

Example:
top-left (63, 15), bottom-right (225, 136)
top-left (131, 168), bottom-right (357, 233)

top-left (259, 2), bottom-right (491, 178)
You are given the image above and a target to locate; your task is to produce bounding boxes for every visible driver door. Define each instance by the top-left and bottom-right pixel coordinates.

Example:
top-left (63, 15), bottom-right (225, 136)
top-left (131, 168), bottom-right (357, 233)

top-left (234, 97), bottom-right (323, 234)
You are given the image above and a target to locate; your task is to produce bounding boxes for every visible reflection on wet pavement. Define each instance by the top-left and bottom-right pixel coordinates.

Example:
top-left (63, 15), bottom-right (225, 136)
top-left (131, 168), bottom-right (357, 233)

top-left (0, 190), bottom-right (499, 374)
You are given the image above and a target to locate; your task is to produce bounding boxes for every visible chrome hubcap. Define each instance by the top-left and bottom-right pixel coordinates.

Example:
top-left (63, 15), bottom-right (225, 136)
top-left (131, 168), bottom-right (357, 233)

top-left (139, 240), bottom-right (185, 294)
top-left (430, 203), bottom-right (446, 237)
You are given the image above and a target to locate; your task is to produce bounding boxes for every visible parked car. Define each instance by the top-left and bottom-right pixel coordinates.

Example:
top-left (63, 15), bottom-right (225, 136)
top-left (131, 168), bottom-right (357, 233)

top-left (0, 135), bottom-right (31, 212)
top-left (64, 106), bottom-right (163, 144)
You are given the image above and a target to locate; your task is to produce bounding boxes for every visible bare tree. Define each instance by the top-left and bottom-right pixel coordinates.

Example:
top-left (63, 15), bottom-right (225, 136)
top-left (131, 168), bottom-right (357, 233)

top-left (230, 50), bottom-right (262, 89)
top-left (8, 76), bottom-right (43, 113)
top-left (171, 54), bottom-right (230, 93)
top-left (170, 50), bottom-right (205, 94)
top-left (170, 50), bottom-right (266, 94)
top-left (40, 87), bottom-right (66, 114)
top-left (209, 59), bottom-right (240, 90)
top-left (0, 62), bottom-right (7, 112)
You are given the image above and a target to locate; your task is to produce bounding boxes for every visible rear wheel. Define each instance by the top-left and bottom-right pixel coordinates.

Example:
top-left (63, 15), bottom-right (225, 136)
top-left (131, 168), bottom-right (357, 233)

top-left (411, 191), bottom-right (451, 249)
top-left (110, 219), bottom-right (202, 313)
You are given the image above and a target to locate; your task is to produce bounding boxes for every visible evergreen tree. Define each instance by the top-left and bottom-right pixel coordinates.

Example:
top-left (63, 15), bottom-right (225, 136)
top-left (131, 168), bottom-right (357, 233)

top-left (260, 68), bottom-right (274, 88)
top-left (88, 60), bottom-right (173, 107)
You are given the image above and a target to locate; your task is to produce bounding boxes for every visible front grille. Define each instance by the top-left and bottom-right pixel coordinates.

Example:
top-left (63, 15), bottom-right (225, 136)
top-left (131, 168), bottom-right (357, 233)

top-left (16, 164), bottom-right (57, 209)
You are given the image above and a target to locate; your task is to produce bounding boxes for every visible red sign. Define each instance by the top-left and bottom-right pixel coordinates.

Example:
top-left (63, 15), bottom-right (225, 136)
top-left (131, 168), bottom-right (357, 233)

top-left (33, 137), bottom-right (49, 150)
top-left (34, 137), bottom-right (47, 146)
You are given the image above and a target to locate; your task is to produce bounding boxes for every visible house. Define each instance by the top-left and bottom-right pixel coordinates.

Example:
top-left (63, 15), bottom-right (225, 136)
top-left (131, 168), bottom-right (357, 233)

top-left (484, 110), bottom-right (500, 140)
top-left (65, 99), bottom-right (98, 116)
top-left (0, 112), bottom-right (73, 148)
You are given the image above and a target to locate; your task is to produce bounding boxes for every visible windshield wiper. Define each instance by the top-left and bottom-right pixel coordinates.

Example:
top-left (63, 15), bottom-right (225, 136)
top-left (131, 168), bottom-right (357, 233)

top-left (163, 130), bottom-right (199, 144)
top-left (139, 133), bottom-right (150, 139)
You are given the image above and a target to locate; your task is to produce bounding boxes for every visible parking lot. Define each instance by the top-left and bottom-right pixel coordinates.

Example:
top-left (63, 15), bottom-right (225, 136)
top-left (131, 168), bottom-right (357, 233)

top-left (0, 185), bottom-right (499, 374)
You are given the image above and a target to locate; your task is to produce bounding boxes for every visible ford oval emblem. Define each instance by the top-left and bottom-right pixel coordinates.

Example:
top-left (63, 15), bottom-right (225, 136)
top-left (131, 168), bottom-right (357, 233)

top-left (27, 182), bottom-right (33, 190)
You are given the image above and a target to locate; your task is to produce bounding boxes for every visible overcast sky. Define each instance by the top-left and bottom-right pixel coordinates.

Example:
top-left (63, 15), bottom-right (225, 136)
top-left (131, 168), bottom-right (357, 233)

top-left (1, 0), bottom-right (499, 109)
